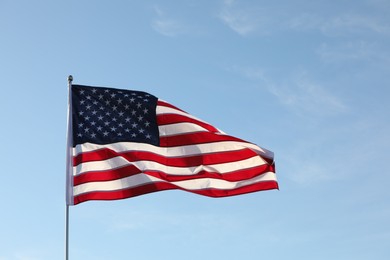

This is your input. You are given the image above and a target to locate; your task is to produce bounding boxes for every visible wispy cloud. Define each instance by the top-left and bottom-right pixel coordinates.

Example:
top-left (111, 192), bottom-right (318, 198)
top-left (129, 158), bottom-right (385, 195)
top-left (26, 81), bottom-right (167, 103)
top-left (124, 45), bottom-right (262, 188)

top-left (317, 41), bottom-right (390, 67)
top-left (218, 9), bottom-right (258, 35)
top-left (290, 12), bottom-right (390, 36)
top-left (152, 6), bottom-right (187, 37)
top-left (218, 1), bottom-right (390, 37)
top-left (218, 0), bottom-right (271, 36)
top-left (322, 13), bottom-right (390, 36)
top-left (233, 66), bottom-right (348, 116)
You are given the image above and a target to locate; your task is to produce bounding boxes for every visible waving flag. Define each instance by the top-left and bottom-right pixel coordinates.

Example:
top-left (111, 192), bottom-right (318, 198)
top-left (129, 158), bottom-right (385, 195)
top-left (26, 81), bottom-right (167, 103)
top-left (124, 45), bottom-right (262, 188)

top-left (66, 84), bottom-right (278, 205)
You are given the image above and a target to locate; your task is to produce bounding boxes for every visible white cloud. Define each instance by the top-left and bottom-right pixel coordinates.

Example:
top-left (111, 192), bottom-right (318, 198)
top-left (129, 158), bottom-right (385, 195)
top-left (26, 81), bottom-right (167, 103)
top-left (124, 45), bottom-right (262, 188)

top-left (288, 11), bottom-right (390, 36)
top-left (217, 1), bottom-right (271, 36)
top-left (286, 73), bottom-right (348, 115)
top-left (317, 41), bottom-right (390, 66)
top-left (152, 19), bottom-right (185, 37)
top-left (218, 9), bottom-right (258, 35)
top-left (152, 6), bottom-right (187, 37)
top-left (218, 1), bottom-right (390, 37)
top-left (321, 13), bottom-right (390, 36)
top-left (233, 66), bottom-right (348, 116)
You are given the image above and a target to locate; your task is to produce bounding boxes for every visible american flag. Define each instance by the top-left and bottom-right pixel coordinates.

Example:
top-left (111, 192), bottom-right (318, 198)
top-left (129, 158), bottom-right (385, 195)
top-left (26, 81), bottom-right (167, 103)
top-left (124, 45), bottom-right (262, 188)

top-left (66, 84), bottom-right (278, 205)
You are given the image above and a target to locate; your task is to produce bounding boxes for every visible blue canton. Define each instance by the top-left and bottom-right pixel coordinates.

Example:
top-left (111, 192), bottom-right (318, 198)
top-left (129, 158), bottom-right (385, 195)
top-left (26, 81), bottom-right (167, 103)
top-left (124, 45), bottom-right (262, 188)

top-left (72, 85), bottom-right (159, 147)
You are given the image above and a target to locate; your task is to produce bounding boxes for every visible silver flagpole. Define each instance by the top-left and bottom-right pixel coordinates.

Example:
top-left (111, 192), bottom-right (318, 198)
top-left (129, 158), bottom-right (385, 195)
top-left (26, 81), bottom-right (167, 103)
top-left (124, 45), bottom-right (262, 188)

top-left (65, 75), bottom-right (73, 260)
top-left (65, 204), bottom-right (69, 260)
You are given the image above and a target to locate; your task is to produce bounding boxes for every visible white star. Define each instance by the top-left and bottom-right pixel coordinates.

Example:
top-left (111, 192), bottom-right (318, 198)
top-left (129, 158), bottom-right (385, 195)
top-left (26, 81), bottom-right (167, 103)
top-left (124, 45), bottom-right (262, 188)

top-left (143, 108), bottom-right (149, 114)
top-left (98, 116), bottom-right (104, 121)
top-left (103, 131), bottom-right (109, 136)
top-left (111, 126), bottom-right (117, 132)
top-left (131, 133), bottom-right (137, 138)
top-left (130, 97), bottom-right (135, 103)
top-left (138, 115), bottom-right (144, 121)
top-left (144, 122), bottom-right (150, 127)
top-left (139, 128), bottom-right (145, 134)
top-left (80, 90), bottom-right (85, 95)
top-left (136, 102), bottom-right (142, 108)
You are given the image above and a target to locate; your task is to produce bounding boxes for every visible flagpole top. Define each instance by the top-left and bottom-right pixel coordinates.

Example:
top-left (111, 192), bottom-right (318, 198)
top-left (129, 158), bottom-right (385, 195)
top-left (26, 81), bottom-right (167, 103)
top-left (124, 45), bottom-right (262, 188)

top-left (68, 75), bottom-right (73, 84)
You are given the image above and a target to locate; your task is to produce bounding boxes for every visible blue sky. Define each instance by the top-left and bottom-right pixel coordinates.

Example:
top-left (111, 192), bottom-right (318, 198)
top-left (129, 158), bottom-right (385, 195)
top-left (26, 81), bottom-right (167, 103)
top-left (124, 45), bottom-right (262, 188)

top-left (1, 0), bottom-right (389, 259)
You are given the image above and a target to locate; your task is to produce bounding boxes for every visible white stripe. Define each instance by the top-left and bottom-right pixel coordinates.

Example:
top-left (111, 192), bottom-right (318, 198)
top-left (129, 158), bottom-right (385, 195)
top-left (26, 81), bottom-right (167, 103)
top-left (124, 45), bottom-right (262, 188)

top-left (158, 122), bottom-right (209, 137)
top-left (73, 171), bottom-right (276, 196)
top-left (73, 156), bottom-right (267, 176)
top-left (72, 141), bottom-right (274, 160)
top-left (157, 101), bottom-right (227, 134)
top-left (156, 105), bottom-right (210, 125)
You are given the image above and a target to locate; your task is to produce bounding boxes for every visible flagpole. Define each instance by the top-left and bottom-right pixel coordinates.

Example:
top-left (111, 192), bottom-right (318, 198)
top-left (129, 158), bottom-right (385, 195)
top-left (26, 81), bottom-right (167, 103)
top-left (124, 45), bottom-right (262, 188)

top-left (65, 75), bottom-right (73, 260)
top-left (65, 204), bottom-right (69, 260)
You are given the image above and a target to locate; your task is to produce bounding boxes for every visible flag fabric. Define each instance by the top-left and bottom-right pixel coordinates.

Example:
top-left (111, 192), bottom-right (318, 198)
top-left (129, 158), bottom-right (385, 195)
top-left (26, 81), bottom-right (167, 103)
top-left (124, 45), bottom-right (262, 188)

top-left (66, 84), bottom-right (278, 205)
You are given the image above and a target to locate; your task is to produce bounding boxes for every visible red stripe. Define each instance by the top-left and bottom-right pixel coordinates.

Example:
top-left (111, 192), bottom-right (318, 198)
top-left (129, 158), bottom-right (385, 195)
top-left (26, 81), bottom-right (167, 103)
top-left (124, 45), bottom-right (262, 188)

top-left (73, 180), bottom-right (279, 205)
top-left (73, 147), bottom-right (260, 167)
top-left (157, 100), bottom-right (186, 113)
top-left (74, 163), bottom-right (275, 186)
top-left (160, 132), bottom-right (247, 147)
top-left (143, 164), bottom-right (275, 182)
top-left (157, 114), bottom-right (219, 133)
top-left (73, 164), bottom-right (142, 186)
